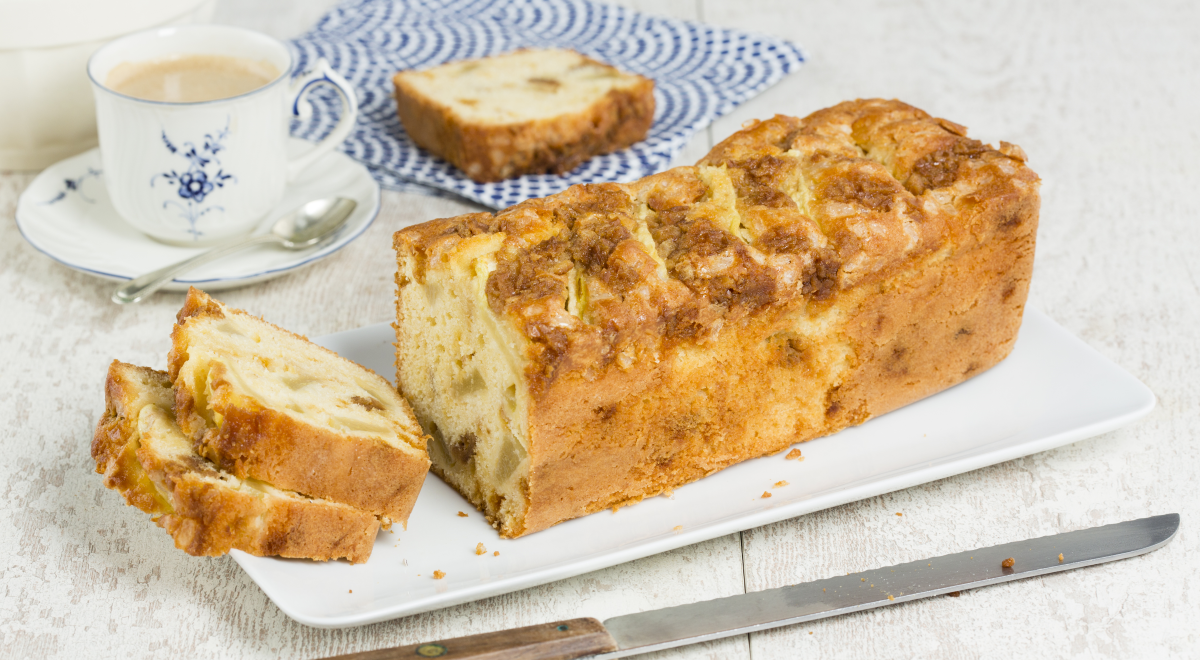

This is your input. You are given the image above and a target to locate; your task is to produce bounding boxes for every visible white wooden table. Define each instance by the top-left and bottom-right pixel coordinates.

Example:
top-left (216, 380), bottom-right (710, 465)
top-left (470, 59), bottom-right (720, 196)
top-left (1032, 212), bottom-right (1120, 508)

top-left (3, 1), bottom-right (1198, 658)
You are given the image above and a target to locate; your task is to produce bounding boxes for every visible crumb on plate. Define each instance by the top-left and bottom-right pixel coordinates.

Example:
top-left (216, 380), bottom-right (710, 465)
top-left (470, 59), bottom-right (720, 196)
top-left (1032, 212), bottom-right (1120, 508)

top-left (433, 570), bottom-right (446, 579)
top-left (475, 542), bottom-right (486, 555)
top-left (1001, 557), bottom-right (1015, 568)
top-left (785, 449), bottom-right (802, 460)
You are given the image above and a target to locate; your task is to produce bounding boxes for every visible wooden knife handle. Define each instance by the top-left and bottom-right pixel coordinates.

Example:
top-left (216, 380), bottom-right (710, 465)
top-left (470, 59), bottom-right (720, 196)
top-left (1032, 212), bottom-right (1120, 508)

top-left (317, 617), bottom-right (618, 660)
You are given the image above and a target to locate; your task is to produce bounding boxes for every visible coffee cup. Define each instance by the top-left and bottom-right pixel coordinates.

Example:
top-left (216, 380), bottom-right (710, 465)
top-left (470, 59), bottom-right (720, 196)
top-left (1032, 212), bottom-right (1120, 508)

top-left (87, 25), bottom-right (358, 245)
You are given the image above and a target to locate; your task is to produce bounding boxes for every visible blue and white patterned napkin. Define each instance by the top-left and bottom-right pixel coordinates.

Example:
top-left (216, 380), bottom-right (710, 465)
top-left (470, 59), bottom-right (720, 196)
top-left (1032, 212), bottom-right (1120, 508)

top-left (289, 0), bottom-right (804, 209)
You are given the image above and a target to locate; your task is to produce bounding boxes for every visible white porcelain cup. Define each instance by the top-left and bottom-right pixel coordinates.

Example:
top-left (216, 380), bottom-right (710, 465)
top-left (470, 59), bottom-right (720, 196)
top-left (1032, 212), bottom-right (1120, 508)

top-left (87, 25), bottom-right (358, 245)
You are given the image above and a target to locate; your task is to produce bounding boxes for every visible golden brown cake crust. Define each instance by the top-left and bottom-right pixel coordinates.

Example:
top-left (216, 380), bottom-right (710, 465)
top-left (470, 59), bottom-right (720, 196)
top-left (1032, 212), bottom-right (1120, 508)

top-left (395, 99), bottom-right (1040, 536)
top-left (169, 288), bottom-right (430, 524)
top-left (392, 51), bottom-right (655, 182)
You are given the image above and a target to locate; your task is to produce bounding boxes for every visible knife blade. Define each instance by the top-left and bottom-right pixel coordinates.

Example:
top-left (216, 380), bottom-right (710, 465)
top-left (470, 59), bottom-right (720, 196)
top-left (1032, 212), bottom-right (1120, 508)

top-left (320, 513), bottom-right (1179, 660)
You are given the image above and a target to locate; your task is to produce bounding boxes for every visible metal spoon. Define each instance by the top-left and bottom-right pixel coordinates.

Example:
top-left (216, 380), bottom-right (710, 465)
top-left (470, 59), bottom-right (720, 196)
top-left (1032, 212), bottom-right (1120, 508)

top-left (112, 197), bottom-right (357, 304)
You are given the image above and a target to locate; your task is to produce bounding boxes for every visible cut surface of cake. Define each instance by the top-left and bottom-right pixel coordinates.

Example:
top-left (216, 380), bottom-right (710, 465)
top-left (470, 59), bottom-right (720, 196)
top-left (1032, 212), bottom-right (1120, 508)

top-left (392, 48), bottom-right (655, 182)
top-left (394, 99), bottom-right (1040, 538)
top-left (93, 361), bottom-right (378, 563)
top-left (169, 288), bottom-right (430, 525)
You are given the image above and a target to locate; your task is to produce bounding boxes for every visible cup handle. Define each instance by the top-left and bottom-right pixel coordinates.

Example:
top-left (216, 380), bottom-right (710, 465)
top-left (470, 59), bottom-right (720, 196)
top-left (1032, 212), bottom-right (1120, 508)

top-left (286, 59), bottom-right (359, 182)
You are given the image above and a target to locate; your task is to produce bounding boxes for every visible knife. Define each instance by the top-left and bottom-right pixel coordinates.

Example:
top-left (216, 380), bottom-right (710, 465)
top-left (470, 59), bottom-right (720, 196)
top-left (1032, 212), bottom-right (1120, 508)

top-left (320, 513), bottom-right (1179, 660)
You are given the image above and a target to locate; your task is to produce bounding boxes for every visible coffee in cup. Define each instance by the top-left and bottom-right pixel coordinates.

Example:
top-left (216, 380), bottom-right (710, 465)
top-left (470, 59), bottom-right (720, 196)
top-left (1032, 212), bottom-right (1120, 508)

top-left (105, 54), bottom-right (280, 104)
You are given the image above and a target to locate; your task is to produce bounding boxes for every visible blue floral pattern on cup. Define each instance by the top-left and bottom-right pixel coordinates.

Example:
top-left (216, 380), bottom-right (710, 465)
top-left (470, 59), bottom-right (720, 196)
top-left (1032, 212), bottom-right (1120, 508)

top-left (151, 119), bottom-right (237, 239)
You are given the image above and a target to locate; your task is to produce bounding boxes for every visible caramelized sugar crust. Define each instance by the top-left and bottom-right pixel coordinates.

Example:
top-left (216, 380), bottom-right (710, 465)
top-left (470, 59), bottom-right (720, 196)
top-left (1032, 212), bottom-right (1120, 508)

top-left (394, 99), bottom-right (1040, 536)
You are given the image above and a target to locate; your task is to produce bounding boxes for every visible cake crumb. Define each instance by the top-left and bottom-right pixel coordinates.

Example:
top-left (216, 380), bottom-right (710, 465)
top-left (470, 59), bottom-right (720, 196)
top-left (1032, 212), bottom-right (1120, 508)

top-left (785, 449), bottom-right (802, 460)
top-left (475, 542), bottom-right (487, 555)
top-left (348, 589), bottom-right (352, 593)
top-left (494, 551), bottom-right (499, 557)
top-left (673, 525), bottom-right (683, 533)
top-left (1058, 553), bottom-right (1064, 563)
top-left (433, 570), bottom-right (446, 579)
top-left (861, 578), bottom-right (866, 582)
top-left (761, 491), bottom-right (772, 499)
top-left (895, 512), bottom-right (903, 516)
top-left (887, 595), bottom-right (894, 601)
top-left (660, 489), bottom-right (674, 499)
top-left (457, 511), bottom-right (468, 517)
top-left (949, 591), bottom-right (961, 597)
top-left (1001, 557), bottom-right (1015, 568)
top-left (774, 480), bottom-right (789, 488)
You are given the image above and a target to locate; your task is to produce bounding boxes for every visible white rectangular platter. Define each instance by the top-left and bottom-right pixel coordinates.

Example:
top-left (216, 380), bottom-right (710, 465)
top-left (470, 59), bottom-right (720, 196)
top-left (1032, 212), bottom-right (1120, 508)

top-left (233, 307), bottom-right (1154, 628)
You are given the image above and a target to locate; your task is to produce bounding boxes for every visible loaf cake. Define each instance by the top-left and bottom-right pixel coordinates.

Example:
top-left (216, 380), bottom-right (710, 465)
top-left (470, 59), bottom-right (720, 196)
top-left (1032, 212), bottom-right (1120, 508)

top-left (169, 288), bottom-right (430, 525)
top-left (393, 99), bottom-right (1040, 537)
top-left (392, 48), bottom-right (655, 182)
top-left (93, 361), bottom-right (378, 563)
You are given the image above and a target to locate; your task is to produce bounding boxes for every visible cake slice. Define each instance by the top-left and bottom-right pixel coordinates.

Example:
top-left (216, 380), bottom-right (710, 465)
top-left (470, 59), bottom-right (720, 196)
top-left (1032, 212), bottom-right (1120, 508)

top-left (93, 361), bottom-right (378, 563)
top-left (392, 48), bottom-right (655, 182)
top-left (168, 288), bottom-right (430, 525)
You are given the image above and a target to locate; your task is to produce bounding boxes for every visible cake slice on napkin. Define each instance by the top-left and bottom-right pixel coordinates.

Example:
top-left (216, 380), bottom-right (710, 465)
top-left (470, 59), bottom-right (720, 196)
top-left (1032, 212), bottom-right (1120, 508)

top-left (393, 48), bottom-right (655, 182)
top-left (168, 288), bottom-right (430, 527)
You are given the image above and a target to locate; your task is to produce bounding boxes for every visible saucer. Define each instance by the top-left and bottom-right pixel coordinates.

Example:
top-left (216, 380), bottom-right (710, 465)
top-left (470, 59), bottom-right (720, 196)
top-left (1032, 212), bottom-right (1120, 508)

top-left (15, 138), bottom-right (381, 292)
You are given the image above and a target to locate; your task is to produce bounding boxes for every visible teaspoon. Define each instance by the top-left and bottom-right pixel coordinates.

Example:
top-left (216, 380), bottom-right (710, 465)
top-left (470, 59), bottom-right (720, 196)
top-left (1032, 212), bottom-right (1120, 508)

top-left (112, 196), bottom-right (357, 304)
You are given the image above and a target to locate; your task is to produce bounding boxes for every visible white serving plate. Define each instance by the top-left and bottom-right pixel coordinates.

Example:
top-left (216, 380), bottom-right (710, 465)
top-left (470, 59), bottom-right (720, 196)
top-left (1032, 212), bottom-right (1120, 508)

top-left (15, 138), bottom-right (380, 291)
top-left (233, 308), bottom-right (1154, 628)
